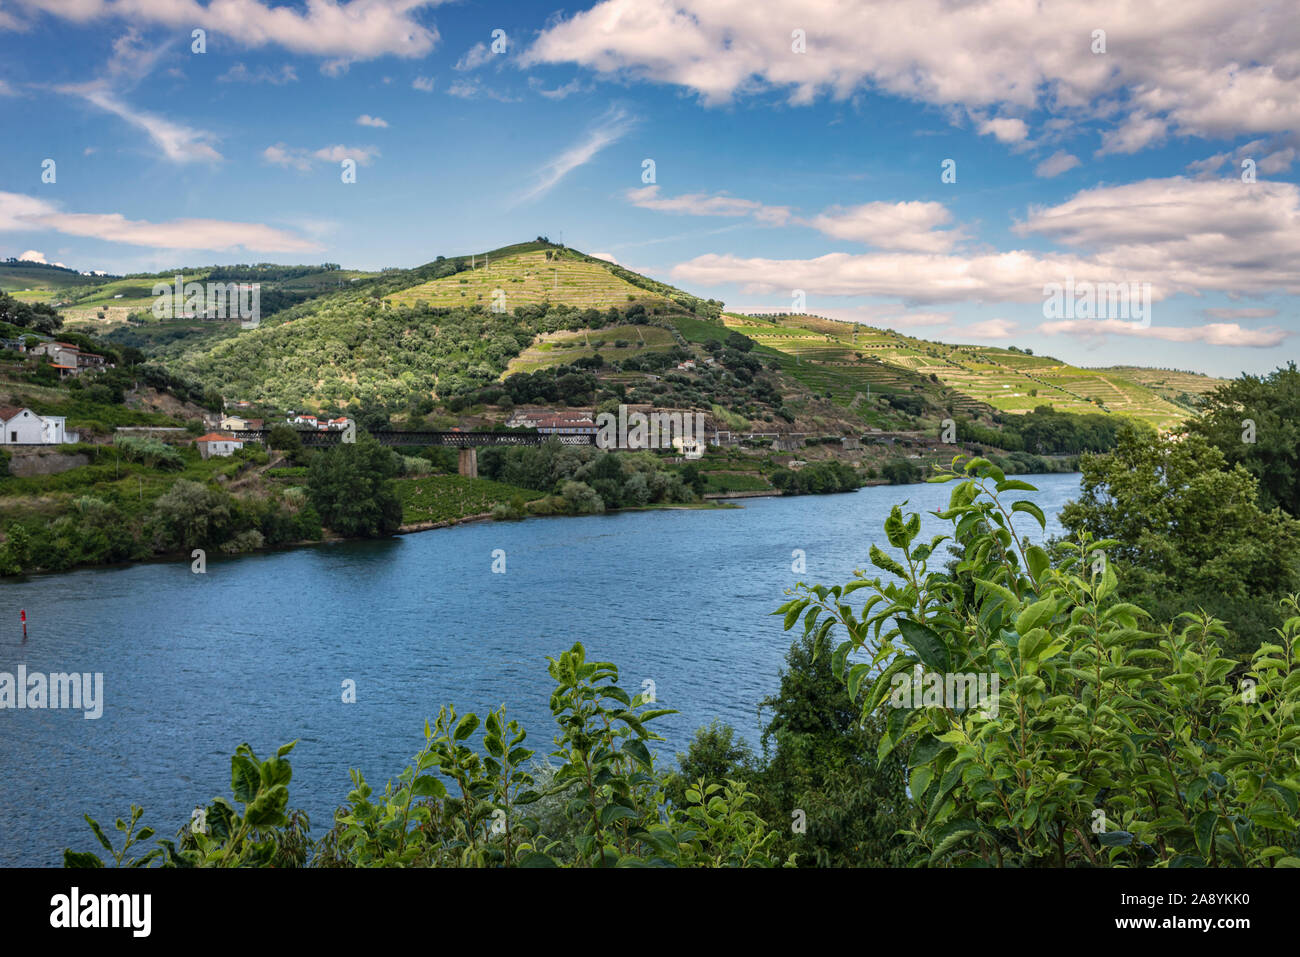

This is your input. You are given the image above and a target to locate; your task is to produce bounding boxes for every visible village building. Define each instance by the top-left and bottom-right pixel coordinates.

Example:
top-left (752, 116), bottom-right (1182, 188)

top-left (194, 433), bottom-right (245, 458)
top-left (29, 341), bottom-right (105, 376)
top-left (0, 406), bottom-right (72, 444)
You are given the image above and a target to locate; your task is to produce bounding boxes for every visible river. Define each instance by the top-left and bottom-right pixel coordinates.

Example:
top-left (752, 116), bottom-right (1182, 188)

top-left (0, 473), bottom-right (1081, 865)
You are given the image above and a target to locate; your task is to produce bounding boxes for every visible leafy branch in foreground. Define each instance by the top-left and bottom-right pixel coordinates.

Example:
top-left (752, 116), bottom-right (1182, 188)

top-left (779, 455), bottom-right (1300, 867)
top-left (66, 644), bottom-right (787, 868)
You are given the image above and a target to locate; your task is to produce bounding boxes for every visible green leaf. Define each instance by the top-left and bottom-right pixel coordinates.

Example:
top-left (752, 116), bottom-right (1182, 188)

top-left (995, 479), bottom-right (1038, 493)
top-left (230, 755), bottom-right (260, 804)
top-left (453, 714), bottom-right (480, 741)
top-left (897, 618), bottom-right (951, 672)
top-left (869, 544), bottom-right (907, 580)
top-left (600, 804), bottom-right (638, 827)
top-left (410, 775), bottom-right (447, 799)
top-left (1025, 545), bottom-right (1050, 582)
top-left (1011, 500), bottom-right (1046, 530)
top-left (1194, 810), bottom-right (1217, 858)
top-left (1015, 597), bottom-right (1056, 635)
top-left (621, 738), bottom-right (653, 769)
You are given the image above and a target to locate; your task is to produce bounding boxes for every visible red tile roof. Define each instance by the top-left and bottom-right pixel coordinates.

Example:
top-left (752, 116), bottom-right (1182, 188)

top-left (0, 406), bottom-right (27, 422)
top-left (194, 433), bottom-right (242, 443)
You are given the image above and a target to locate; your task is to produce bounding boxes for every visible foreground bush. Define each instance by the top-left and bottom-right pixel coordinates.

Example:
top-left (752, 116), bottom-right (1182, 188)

top-left (781, 456), bottom-right (1300, 867)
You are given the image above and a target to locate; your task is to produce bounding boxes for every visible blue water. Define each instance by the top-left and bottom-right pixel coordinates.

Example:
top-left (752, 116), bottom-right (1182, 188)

top-left (0, 473), bottom-right (1080, 865)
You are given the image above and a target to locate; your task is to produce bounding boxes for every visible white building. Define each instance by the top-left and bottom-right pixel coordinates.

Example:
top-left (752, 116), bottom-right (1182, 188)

top-left (0, 407), bottom-right (71, 444)
top-left (194, 433), bottom-right (245, 458)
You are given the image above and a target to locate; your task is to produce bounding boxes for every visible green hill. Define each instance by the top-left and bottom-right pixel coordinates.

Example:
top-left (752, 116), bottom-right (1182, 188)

top-left (40, 239), bottom-right (1206, 435)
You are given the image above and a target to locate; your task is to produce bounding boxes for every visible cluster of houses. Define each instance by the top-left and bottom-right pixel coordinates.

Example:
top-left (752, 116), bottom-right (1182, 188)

top-left (5, 340), bottom-right (107, 378)
top-left (286, 413), bottom-right (352, 431)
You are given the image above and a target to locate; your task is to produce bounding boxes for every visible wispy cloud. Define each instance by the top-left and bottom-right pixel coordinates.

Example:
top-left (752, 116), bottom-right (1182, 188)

top-left (10, 0), bottom-right (443, 61)
top-left (625, 185), bottom-right (792, 225)
top-left (1041, 319), bottom-right (1290, 348)
top-left (218, 63), bottom-right (298, 85)
top-left (1035, 150), bottom-right (1080, 178)
top-left (514, 107), bottom-right (634, 206)
top-left (0, 191), bottom-right (321, 253)
top-left (75, 86), bottom-right (223, 163)
top-left (356, 114), bottom-right (388, 128)
top-left (263, 143), bottom-right (380, 171)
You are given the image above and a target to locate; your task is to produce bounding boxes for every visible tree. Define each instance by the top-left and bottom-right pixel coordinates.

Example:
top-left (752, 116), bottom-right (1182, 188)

top-left (754, 630), bottom-right (911, 866)
top-left (149, 480), bottom-right (233, 551)
top-left (1186, 362), bottom-right (1300, 516)
top-left (1060, 424), bottom-right (1300, 657)
top-left (725, 331), bottom-right (755, 353)
top-left (307, 434), bottom-right (403, 536)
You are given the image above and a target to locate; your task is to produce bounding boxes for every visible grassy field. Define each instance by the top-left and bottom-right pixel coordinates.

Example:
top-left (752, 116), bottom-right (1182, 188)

top-left (394, 474), bottom-right (544, 525)
top-left (385, 250), bottom-right (672, 311)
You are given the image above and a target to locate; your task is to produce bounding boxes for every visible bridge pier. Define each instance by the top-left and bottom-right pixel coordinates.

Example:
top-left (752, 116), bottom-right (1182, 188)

top-left (458, 448), bottom-right (478, 478)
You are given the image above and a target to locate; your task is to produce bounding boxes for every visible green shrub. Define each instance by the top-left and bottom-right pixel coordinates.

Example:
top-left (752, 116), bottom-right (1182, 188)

top-left (780, 457), bottom-right (1300, 867)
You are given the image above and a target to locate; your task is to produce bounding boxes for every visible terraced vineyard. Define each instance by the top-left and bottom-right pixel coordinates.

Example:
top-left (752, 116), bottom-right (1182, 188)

top-left (385, 249), bottom-right (671, 311)
top-left (1088, 366), bottom-right (1226, 410)
top-left (506, 323), bottom-right (678, 374)
top-left (714, 312), bottom-right (1191, 429)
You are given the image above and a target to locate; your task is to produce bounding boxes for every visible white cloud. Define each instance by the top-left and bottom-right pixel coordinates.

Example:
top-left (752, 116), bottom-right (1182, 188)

top-left (263, 143), bottom-right (379, 170)
top-left (1096, 111), bottom-right (1167, 155)
top-left (589, 252), bottom-right (618, 264)
top-left (529, 77), bottom-right (588, 100)
top-left (69, 86), bottom-right (222, 163)
top-left (455, 42), bottom-right (492, 71)
top-left (11, 0), bottom-right (445, 60)
top-left (625, 186), bottom-right (792, 225)
top-left (524, 0), bottom-right (1300, 149)
top-left (808, 201), bottom-right (964, 252)
top-left (0, 191), bottom-right (321, 253)
top-left (412, 75), bottom-right (435, 92)
top-left (514, 107), bottom-right (634, 205)
top-left (218, 62), bottom-right (298, 85)
top-left (670, 177), bottom-right (1300, 308)
top-left (1040, 319), bottom-right (1289, 348)
top-left (978, 117), bottom-right (1028, 144)
top-left (17, 249), bottom-right (47, 263)
top-left (1035, 150), bottom-right (1081, 178)
top-left (356, 114), bottom-right (388, 128)
top-left (962, 318), bottom-right (1019, 339)
top-left (625, 189), bottom-right (962, 249)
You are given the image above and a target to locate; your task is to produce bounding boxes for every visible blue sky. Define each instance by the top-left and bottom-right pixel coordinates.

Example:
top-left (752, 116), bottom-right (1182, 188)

top-left (1, 0), bottom-right (1297, 378)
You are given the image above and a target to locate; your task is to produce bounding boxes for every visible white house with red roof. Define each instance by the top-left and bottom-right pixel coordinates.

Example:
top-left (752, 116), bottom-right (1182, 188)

top-left (194, 433), bottom-right (245, 458)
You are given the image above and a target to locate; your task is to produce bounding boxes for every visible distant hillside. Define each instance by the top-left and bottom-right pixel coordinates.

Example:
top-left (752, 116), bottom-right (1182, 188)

top-left (92, 240), bottom-right (1211, 435)
top-left (721, 312), bottom-right (1192, 429)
